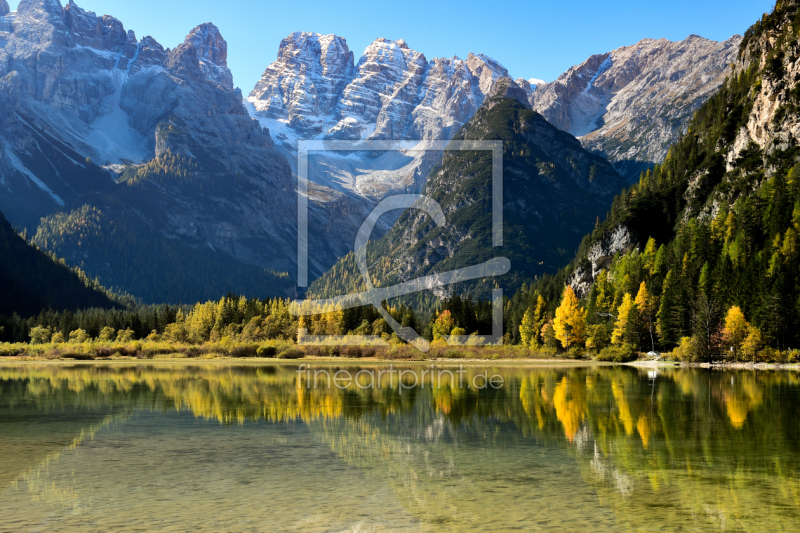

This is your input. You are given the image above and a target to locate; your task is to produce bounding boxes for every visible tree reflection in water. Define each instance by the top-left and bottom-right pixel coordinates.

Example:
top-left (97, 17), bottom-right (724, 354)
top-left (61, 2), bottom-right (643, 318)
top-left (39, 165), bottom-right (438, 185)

top-left (0, 364), bottom-right (798, 530)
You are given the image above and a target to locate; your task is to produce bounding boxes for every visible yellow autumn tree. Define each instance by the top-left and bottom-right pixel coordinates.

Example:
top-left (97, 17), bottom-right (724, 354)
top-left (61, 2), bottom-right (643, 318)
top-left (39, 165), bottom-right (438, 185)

top-left (593, 270), bottom-right (614, 314)
top-left (432, 310), bottom-right (455, 340)
top-left (519, 308), bottom-right (537, 347)
top-left (722, 305), bottom-right (749, 359)
top-left (519, 294), bottom-right (546, 347)
top-left (635, 281), bottom-right (655, 352)
top-left (612, 293), bottom-right (636, 346)
top-left (553, 286), bottom-right (587, 348)
top-left (741, 325), bottom-right (764, 361)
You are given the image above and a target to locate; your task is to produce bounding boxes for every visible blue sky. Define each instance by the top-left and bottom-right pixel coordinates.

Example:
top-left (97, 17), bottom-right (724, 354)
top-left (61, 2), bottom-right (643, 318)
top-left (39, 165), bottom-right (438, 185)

top-left (10, 0), bottom-right (774, 92)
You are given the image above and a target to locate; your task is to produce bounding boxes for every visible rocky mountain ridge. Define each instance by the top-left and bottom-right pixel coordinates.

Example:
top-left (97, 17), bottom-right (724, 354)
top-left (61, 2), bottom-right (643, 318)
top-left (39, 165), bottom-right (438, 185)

top-left (529, 34), bottom-right (743, 181)
top-left (248, 30), bottom-right (744, 203)
top-left (246, 33), bottom-right (535, 277)
top-left (546, 0), bottom-right (800, 312)
top-left (0, 1), bottom-right (751, 303)
top-left (249, 32), bottom-right (518, 143)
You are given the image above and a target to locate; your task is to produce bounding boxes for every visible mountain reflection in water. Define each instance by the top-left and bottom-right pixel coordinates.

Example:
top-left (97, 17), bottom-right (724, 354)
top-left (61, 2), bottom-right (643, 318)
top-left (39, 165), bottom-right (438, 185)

top-left (0, 364), bottom-right (798, 531)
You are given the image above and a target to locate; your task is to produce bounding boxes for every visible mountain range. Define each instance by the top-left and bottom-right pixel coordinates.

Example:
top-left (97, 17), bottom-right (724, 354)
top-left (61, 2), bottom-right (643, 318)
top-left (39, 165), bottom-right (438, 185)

top-left (0, 0), bottom-right (744, 305)
top-left (529, 34), bottom-right (742, 181)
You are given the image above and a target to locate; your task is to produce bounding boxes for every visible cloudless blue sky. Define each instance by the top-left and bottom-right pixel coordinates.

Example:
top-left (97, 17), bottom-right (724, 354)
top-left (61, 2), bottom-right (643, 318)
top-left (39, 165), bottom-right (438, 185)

top-left (9, 0), bottom-right (774, 91)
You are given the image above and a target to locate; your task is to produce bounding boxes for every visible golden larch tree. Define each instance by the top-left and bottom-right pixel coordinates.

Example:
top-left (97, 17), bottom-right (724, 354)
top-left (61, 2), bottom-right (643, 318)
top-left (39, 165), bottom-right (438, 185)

top-left (722, 305), bottom-right (749, 358)
top-left (553, 286), bottom-right (587, 348)
top-left (612, 293), bottom-right (636, 346)
top-left (635, 281), bottom-right (656, 352)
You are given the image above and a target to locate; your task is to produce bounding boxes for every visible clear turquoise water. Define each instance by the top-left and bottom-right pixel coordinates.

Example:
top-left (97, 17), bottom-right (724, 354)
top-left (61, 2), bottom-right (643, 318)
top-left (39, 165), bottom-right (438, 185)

top-left (0, 363), bottom-right (798, 531)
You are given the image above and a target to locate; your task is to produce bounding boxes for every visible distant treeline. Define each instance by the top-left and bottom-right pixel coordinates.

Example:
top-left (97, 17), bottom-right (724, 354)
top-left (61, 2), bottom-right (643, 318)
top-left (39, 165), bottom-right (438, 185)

top-left (0, 293), bottom-right (495, 346)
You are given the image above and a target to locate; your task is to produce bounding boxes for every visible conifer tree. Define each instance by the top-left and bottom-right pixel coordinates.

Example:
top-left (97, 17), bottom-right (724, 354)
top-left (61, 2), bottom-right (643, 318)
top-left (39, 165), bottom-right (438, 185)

top-left (519, 308), bottom-right (538, 347)
top-left (657, 270), bottom-right (681, 346)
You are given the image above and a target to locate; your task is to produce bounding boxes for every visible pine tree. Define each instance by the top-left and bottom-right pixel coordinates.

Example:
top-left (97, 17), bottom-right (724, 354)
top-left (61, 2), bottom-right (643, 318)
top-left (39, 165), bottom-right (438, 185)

top-left (657, 269), bottom-right (681, 347)
top-left (519, 308), bottom-right (538, 347)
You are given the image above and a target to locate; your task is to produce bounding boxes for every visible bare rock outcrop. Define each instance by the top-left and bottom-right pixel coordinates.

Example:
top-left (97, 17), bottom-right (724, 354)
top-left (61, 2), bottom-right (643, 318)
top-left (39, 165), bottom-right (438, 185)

top-left (569, 225), bottom-right (636, 297)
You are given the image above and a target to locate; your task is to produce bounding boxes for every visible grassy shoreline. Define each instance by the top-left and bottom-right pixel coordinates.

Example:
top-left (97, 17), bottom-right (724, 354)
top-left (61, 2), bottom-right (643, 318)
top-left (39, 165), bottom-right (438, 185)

top-left (1, 354), bottom-right (799, 371)
top-left (3, 338), bottom-right (799, 368)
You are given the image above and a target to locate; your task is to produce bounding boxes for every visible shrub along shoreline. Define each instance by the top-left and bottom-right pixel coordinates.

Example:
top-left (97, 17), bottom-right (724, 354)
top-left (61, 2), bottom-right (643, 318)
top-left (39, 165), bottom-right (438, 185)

top-left (2, 338), bottom-right (799, 366)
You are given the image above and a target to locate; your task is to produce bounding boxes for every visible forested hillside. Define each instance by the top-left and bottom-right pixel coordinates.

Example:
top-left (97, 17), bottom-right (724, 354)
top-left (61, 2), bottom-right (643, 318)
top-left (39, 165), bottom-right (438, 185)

top-left (32, 202), bottom-right (294, 305)
top-left (308, 94), bottom-right (626, 309)
top-left (0, 210), bottom-right (120, 317)
top-left (505, 0), bottom-right (800, 360)
top-left (32, 150), bottom-right (295, 304)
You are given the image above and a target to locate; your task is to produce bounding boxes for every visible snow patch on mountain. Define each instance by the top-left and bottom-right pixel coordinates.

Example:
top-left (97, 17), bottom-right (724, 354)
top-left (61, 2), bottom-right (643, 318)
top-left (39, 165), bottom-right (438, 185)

top-left (4, 145), bottom-right (64, 206)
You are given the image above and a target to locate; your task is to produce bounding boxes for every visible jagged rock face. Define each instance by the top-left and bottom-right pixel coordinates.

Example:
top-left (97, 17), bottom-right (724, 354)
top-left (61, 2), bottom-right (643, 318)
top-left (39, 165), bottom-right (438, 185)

top-left (408, 56), bottom-right (484, 140)
top-left (569, 225), bottom-right (636, 297)
top-left (186, 23), bottom-right (227, 66)
top-left (184, 23), bottom-right (233, 91)
top-left (530, 35), bottom-right (742, 181)
top-left (0, 0), bottom-right (136, 230)
top-left (731, 11), bottom-right (800, 170)
top-left (486, 77), bottom-right (532, 109)
top-left (130, 35), bottom-right (166, 74)
top-left (333, 38), bottom-right (428, 140)
top-left (249, 33), bottom-right (512, 142)
top-left (0, 1), bottom-right (8, 16)
top-left (64, 2), bottom-right (127, 52)
top-left (250, 32), bottom-right (354, 132)
top-left (159, 24), bottom-right (237, 91)
top-left (466, 53), bottom-right (509, 96)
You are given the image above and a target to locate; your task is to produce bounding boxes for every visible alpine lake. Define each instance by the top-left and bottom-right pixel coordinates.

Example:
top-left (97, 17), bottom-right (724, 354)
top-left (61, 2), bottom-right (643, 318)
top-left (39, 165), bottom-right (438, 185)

top-left (0, 362), bottom-right (798, 531)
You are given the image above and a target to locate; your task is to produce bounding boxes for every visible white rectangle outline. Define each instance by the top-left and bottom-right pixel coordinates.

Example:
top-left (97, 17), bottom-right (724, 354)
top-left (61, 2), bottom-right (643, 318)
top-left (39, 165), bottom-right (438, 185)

top-left (297, 140), bottom-right (503, 287)
top-left (295, 139), bottom-right (505, 348)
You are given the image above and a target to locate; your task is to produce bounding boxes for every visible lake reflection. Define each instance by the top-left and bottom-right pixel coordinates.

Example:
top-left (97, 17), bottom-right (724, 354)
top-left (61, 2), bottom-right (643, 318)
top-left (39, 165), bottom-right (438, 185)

top-left (0, 363), bottom-right (799, 531)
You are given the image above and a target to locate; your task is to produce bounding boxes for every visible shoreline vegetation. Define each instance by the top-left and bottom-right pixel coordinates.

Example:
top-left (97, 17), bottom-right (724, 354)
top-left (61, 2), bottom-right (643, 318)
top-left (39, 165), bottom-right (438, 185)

top-left (1, 338), bottom-right (798, 370)
top-left (2, 291), bottom-right (797, 368)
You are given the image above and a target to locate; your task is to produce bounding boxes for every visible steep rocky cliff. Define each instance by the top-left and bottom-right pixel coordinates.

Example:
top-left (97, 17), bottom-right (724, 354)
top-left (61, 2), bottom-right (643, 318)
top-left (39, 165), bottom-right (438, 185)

top-left (249, 33), bottom-right (513, 143)
top-left (247, 34), bottom-right (528, 283)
